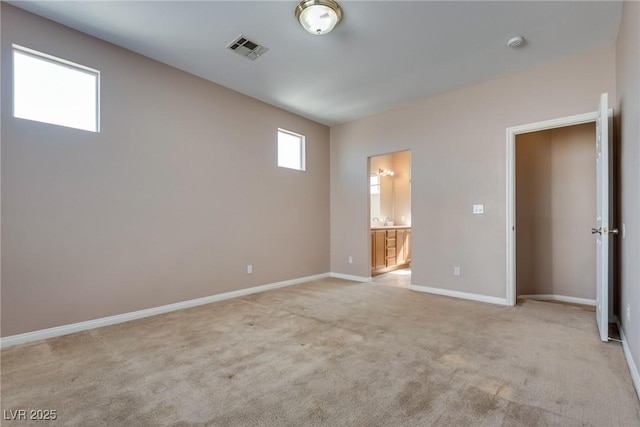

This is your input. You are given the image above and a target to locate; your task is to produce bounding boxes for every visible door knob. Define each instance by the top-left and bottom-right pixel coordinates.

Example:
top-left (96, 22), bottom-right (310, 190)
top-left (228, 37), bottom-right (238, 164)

top-left (592, 227), bottom-right (620, 235)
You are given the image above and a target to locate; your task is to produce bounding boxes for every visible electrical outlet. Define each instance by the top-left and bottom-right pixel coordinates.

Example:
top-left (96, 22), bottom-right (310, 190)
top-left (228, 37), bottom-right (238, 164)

top-left (454, 266), bottom-right (461, 276)
top-left (348, 256), bottom-right (353, 264)
top-left (473, 204), bottom-right (484, 214)
top-left (247, 264), bottom-right (253, 274)
top-left (627, 304), bottom-right (631, 322)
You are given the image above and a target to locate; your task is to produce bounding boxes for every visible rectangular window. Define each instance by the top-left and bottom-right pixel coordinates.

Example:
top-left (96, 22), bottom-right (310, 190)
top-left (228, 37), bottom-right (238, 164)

top-left (277, 129), bottom-right (305, 171)
top-left (13, 45), bottom-right (100, 132)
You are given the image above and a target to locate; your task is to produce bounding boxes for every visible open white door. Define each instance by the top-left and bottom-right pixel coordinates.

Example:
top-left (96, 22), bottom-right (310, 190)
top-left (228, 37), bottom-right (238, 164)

top-left (594, 92), bottom-right (614, 342)
top-left (506, 93), bottom-right (616, 341)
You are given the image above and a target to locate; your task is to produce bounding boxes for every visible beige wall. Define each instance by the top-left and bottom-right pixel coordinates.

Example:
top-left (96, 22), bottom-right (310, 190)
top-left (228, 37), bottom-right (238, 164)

top-left (616, 0), bottom-right (640, 387)
top-left (331, 46), bottom-right (616, 294)
top-left (1, 5), bottom-right (330, 337)
top-left (516, 124), bottom-right (596, 299)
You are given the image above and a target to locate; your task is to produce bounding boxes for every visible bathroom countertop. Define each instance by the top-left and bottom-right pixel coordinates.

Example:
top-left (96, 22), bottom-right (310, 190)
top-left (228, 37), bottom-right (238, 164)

top-left (371, 225), bottom-right (411, 230)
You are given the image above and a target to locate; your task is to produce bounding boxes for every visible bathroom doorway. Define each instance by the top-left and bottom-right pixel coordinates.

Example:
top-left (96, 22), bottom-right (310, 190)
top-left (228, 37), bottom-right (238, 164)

top-left (368, 150), bottom-right (412, 284)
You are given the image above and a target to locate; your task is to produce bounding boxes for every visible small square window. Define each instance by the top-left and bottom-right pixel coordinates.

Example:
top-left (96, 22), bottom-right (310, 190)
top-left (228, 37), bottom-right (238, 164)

top-left (13, 45), bottom-right (100, 132)
top-left (277, 129), bottom-right (305, 171)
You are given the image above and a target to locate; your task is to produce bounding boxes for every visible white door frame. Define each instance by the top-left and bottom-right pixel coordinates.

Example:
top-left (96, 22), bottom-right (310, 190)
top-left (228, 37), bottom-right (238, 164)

top-left (505, 111), bottom-right (599, 306)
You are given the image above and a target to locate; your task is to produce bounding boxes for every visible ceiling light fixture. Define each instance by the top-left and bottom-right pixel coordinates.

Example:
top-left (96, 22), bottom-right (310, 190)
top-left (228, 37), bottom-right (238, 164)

top-left (295, 0), bottom-right (343, 35)
top-left (378, 169), bottom-right (394, 177)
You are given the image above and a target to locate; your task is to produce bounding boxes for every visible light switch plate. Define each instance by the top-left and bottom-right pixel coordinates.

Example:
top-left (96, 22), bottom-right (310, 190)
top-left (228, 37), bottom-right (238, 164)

top-left (473, 204), bottom-right (484, 214)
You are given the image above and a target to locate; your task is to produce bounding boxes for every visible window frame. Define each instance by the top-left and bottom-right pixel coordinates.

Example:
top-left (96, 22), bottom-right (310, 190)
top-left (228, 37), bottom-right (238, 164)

top-left (277, 128), bottom-right (306, 171)
top-left (12, 44), bottom-right (101, 132)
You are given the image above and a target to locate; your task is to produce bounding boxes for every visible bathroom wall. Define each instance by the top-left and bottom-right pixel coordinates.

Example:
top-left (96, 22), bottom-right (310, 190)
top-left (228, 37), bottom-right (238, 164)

top-left (392, 151), bottom-right (411, 226)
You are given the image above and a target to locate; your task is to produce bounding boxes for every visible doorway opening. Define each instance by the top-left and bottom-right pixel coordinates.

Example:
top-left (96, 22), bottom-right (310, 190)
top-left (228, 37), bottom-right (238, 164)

top-left (368, 150), bottom-right (411, 284)
top-left (506, 93), bottom-right (614, 342)
top-left (514, 123), bottom-right (596, 306)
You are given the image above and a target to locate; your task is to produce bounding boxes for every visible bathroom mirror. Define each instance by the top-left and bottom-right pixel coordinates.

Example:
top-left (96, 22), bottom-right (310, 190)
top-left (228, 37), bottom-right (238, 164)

top-left (369, 151), bottom-right (411, 227)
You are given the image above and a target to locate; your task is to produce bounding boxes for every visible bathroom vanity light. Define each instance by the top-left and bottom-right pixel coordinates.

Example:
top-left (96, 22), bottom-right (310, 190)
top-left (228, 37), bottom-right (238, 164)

top-left (295, 0), bottom-right (343, 35)
top-left (378, 169), bottom-right (394, 177)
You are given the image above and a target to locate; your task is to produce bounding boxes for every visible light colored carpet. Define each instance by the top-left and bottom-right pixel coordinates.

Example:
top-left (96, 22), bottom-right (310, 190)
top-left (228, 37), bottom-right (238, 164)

top-left (1, 278), bottom-right (639, 426)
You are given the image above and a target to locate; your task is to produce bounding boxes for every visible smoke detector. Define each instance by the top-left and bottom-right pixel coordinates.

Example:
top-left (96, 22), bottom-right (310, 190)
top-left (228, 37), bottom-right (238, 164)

top-left (507, 36), bottom-right (526, 48)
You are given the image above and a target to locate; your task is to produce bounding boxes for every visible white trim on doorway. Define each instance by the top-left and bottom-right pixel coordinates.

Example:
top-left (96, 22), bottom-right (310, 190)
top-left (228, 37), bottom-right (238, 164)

top-left (505, 111), bottom-right (598, 306)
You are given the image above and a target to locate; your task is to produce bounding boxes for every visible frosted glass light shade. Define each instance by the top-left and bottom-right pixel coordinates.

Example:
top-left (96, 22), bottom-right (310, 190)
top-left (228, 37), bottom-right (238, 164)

top-left (296, 0), bottom-right (343, 35)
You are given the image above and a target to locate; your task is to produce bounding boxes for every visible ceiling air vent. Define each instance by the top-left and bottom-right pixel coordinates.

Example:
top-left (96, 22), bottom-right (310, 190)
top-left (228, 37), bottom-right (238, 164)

top-left (226, 35), bottom-right (269, 60)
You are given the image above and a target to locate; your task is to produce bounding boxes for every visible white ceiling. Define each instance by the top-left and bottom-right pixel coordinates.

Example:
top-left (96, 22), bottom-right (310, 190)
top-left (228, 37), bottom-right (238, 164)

top-left (9, 1), bottom-right (623, 126)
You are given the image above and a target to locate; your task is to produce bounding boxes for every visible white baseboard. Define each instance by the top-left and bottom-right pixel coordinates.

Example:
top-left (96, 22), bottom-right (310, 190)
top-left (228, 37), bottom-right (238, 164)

top-left (0, 272), bottom-right (331, 349)
top-left (617, 319), bottom-right (640, 400)
top-left (409, 284), bottom-right (508, 306)
top-left (329, 272), bottom-right (371, 282)
top-left (518, 294), bottom-right (596, 306)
